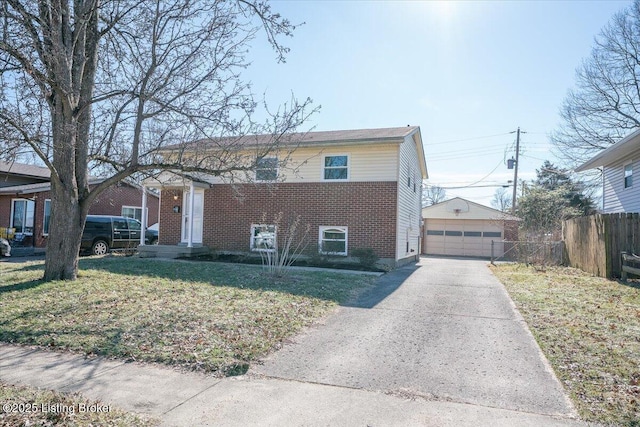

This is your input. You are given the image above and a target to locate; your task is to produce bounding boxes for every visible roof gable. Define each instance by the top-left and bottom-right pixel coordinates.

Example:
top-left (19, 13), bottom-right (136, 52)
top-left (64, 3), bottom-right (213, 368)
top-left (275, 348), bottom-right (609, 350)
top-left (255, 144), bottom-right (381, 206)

top-left (576, 128), bottom-right (640, 171)
top-left (422, 197), bottom-right (518, 220)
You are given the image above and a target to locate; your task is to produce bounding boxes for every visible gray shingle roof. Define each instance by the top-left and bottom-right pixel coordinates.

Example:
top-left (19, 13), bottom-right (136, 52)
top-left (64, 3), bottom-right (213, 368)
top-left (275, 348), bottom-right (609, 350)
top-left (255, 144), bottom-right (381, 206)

top-left (0, 161), bottom-right (51, 178)
top-left (164, 126), bottom-right (421, 150)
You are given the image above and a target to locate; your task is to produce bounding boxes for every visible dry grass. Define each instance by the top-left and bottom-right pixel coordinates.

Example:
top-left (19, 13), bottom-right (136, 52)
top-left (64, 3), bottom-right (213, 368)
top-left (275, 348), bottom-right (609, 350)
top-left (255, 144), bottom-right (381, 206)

top-left (0, 381), bottom-right (156, 426)
top-left (492, 264), bottom-right (640, 426)
top-left (0, 256), bottom-right (375, 375)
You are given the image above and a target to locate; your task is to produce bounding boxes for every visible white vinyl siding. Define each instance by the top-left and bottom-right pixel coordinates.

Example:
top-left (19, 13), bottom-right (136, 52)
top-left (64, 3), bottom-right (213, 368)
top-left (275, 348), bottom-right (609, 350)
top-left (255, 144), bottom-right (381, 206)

top-left (396, 134), bottom-right (422, 261)
top-left (181, 144), bottom-right (400, 184)
top-left (602, 152), bottom-right (640, 213)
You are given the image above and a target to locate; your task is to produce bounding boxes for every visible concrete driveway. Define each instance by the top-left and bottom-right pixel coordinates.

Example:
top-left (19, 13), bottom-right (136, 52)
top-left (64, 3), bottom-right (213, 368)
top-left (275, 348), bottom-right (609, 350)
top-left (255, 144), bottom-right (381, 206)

top-left (252, 256), bottom-right (575, 417)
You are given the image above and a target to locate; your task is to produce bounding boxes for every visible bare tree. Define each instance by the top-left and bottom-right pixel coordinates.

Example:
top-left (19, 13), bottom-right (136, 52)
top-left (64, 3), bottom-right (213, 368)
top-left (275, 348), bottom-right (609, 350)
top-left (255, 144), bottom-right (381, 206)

top-left (551, 0), bottom-right (640, 168)
top-left (491, 187), bottom-right (512, 212)
top-left (0, 1), bottom-right (315, 280)
top-left (422, 184), bottom-right (446, 207)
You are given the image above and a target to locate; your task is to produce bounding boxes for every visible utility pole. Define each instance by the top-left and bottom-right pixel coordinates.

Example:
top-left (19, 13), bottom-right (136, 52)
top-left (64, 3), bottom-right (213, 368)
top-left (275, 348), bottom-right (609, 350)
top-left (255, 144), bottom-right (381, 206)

top-left (511, 127), bottom-right (521, 214)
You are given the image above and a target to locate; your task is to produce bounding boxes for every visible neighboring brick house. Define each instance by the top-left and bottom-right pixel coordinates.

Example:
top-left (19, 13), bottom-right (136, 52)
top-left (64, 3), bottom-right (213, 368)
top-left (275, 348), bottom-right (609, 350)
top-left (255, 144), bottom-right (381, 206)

top-left (142, 126), bottom-right (428, 267)
top-left (0, 163), bottom-right (159, 249)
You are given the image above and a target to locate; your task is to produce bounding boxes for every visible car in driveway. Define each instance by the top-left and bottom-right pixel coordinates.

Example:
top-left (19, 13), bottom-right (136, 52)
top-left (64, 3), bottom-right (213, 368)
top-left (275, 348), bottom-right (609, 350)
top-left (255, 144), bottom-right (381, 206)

top-left (81, 215), bottom-right (143, 255)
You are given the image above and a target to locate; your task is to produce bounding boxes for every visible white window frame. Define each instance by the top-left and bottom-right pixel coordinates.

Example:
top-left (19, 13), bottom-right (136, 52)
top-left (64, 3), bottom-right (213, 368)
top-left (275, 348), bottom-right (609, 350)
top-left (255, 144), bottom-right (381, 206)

top-left (121, 205), bottom-right (148, 223)
top-left (10, 198), bottom-right (35, 236)
top-left (255, 157), bottom-right (279, 182)
top-left (624, 161), bottom-right (633, 189)
top-left (319, 226), bottom-right (348, 256)
top-left (250, 224), bottom-right (277, 252)
top-left (322, 154), bottom-right (350, 181)
top-left (43, 199), bottom-right (51, 236)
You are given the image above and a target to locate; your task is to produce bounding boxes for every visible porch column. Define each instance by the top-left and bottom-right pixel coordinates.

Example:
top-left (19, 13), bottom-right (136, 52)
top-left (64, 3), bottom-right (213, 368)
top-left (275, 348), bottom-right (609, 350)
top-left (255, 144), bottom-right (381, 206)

top-left (187, 182), bottom-right (195, 248)
top-left (140, 186), bottom-right (148, 246)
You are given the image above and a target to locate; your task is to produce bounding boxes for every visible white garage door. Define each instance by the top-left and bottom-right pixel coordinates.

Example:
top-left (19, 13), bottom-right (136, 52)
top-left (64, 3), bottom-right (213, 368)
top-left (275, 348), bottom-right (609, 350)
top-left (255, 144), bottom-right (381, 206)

top-left (424, 219), bottom-right (504, 257)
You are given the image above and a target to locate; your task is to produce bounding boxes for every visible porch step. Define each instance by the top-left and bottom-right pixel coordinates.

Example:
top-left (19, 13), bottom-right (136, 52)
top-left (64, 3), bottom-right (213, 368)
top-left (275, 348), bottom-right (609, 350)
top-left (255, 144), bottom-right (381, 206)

top-left (8, 246), bottom-right (35, 257)
top-left (137, 245), bottom-right (209, 259)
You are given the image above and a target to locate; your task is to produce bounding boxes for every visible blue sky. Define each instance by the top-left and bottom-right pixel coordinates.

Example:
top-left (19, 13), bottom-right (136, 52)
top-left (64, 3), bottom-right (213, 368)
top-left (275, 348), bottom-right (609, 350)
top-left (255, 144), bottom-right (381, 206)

top-left (244, 0), bottom-right (630, 205)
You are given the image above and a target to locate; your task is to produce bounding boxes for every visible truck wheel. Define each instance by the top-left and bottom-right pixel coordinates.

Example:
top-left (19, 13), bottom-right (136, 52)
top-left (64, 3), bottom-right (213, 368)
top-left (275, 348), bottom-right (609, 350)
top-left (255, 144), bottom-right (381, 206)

top-left (92, 240), bottom-right (109, 256)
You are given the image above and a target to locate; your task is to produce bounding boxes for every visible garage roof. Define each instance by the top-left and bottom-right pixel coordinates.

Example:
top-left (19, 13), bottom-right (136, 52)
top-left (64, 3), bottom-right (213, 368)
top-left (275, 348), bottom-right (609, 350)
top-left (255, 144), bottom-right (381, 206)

top-left (422, 197), bottom-right (519, 221)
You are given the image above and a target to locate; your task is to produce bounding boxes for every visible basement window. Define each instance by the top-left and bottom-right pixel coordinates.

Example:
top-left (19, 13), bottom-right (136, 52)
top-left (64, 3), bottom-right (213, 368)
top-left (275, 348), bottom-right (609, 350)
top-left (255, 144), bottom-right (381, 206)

top-left (319, 226), bottom-right (348, 255)
top-left (251, 224), bottom-right (276, 252)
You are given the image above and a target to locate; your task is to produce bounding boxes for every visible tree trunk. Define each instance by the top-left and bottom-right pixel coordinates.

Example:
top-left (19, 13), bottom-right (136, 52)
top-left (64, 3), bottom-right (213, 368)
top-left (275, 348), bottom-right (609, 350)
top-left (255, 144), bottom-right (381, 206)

top-left (43, 182), bottom-right (87, 281)
top-left (42, 95), bottom-right (90, 281)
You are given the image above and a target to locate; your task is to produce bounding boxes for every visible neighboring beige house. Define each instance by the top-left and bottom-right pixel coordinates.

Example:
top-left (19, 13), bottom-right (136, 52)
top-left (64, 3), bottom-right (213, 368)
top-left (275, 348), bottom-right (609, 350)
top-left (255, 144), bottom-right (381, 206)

top-left (576, 129), bottom-right (639, 213)
top-left (422, 197), bottom-right (519, 258)
top-left (141, 126), bottom-right (428, 268)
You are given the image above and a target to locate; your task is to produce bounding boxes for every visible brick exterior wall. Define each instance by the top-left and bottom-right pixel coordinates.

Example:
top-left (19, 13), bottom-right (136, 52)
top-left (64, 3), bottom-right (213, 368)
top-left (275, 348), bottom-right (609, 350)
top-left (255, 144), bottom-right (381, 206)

top-left (89, 183), bottom-right (159, 224)
top-left (159, 182), bottom-right (398, 259)
top-left (503, 220), bottom-right (519, 241)
top-left (0, 183), bottom-right (159, 248)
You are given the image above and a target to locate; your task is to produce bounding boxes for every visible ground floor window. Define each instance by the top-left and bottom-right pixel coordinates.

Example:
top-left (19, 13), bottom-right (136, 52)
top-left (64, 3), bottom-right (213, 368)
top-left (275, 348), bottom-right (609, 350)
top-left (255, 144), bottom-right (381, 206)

top-left (122, 206), bottom-right (147, 223)
top-left (251, 224), bottom-right (276, 252)
top-left (11, 199), bottom-right (35, 235)
top-left (319, 226), bottom-right (348, 255)
top-left (43, 199), bottom-right (51, 235)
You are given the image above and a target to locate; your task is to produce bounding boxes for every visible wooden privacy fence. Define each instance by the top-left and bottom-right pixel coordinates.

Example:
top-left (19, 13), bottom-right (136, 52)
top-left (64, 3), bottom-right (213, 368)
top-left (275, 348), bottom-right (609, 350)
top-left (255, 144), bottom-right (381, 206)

top-left (563, 213), bottom-right (640, 279)
top-left (621, 252), bottom-right (640, 281)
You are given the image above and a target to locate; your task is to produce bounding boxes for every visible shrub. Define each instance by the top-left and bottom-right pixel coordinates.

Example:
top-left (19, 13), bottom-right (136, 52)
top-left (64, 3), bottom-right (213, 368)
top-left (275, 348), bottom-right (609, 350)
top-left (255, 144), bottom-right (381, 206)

top-left (351, 248), bottom-right (379, 268)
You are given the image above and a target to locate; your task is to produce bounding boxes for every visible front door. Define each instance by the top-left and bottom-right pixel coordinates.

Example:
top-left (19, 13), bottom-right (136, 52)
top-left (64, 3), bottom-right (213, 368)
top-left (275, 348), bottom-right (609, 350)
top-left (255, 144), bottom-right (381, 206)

top-left (181, 189), bottom-right (204, 244)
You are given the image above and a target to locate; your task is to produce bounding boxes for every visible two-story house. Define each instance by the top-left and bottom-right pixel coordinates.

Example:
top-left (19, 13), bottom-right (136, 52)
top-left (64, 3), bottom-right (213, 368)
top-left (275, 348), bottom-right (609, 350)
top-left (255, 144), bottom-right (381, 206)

top-left (576, 129), bottom-right (639, 213)
top-left (141, 126), bottom-right (428, 268)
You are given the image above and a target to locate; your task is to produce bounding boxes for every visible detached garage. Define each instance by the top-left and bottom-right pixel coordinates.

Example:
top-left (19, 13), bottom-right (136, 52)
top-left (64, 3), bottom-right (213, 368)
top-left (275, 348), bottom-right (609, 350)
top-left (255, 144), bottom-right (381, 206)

top-left (422, 198), bottom-right (519, 258)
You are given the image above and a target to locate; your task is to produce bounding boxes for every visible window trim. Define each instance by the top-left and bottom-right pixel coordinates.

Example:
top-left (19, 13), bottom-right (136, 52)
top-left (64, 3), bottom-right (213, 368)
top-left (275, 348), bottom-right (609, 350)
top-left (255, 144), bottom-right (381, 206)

top-left (250, 224), bottom-right (277, 252)
top-left (624, 161), bottom-right (633, 189)
top-left (321, 154), bottom-right (350, 181)
top-left (121, 205), bottom-right (148, 223)
top-left (318, 226), bottom-right (348, 256)
top-left (255, 156), bottom-right (279, 182)
top-left (10, 198), bottom-right (35, 236)
top-left (43, 199), bottom-right (51, 236)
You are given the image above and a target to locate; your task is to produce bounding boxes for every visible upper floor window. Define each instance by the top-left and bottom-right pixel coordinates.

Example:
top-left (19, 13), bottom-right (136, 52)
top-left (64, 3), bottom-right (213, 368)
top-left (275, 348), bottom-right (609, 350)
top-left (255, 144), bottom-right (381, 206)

top-left (323, 155), bottom-right (349, 180)
top-left (256, 157), bottom-right (278, 181)
top-left (624, 162), bottom-right (633, 188)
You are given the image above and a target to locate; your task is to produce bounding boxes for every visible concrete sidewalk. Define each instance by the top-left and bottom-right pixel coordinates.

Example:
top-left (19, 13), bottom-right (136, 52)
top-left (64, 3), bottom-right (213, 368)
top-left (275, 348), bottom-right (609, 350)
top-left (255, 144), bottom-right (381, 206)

top-left (0, 345), bottom-right (583, 426)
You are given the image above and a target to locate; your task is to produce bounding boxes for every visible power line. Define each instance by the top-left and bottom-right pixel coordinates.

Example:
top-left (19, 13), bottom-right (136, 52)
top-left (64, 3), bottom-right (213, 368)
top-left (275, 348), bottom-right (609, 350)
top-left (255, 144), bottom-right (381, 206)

top-left (426, 132), bottom-right (513, 146)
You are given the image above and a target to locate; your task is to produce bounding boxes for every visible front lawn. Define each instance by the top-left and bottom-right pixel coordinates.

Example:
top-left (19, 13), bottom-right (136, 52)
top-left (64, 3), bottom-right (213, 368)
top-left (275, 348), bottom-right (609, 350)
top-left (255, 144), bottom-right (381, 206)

top-left (0, 257), bottom-right (376, 375)
top-left (492, 264), bottom-right (640, 426)
top-left (0, 381), bottom-right (157, 426)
